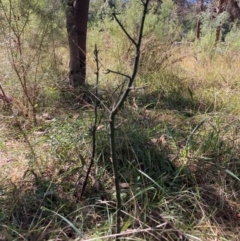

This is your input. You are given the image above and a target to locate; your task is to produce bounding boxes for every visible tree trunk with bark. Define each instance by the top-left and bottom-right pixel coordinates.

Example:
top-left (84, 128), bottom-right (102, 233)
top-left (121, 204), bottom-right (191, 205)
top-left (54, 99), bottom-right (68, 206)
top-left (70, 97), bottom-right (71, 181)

top-left (226, 0), bottom-right (240, 20)
top-left (215, 0), bottom-right (240, 42)
top-left (66, 0), bottom-right (90, 88)
top-left (196, 0), bottom-right (204, 39)
top-left (216, 0), bottom-right (225, 42)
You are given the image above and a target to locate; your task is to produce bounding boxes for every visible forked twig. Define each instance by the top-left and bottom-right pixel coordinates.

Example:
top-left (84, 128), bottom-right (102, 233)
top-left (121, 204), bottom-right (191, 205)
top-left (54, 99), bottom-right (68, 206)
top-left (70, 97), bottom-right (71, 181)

top-left (109, 0), bottom-right (150, 238)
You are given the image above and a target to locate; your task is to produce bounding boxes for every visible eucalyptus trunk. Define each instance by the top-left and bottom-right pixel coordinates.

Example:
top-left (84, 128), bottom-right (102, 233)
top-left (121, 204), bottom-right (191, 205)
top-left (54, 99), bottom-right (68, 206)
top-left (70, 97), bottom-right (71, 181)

top-left (226, 0), bottom-right (240, 20)
top-left (66, 0), bottom-right (90, 88)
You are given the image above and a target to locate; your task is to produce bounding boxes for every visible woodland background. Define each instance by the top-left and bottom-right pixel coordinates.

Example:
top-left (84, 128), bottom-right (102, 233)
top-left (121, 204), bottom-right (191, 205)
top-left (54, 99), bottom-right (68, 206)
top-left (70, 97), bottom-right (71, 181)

top-left (1, 0), bottom-right (240, 240)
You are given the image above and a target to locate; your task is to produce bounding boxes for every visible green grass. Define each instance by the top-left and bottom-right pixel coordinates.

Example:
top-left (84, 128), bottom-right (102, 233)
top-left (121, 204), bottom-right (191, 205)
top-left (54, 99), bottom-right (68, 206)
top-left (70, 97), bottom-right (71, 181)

top-left (1, 8), bottom-right (240, 241)
top-left (1, 72), bottom-right (240, 241)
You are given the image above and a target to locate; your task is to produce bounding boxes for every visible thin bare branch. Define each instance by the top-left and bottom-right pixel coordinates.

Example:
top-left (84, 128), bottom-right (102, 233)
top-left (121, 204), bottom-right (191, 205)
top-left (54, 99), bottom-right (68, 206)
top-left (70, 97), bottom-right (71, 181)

top-left (112, 13), bottom-right (137, 46)
top-left (109, 1), bottom-right (150, 238)
top-left (106, 69), bottom-right (131, 80)
top-left (80, 45), bottom-right (100, 200)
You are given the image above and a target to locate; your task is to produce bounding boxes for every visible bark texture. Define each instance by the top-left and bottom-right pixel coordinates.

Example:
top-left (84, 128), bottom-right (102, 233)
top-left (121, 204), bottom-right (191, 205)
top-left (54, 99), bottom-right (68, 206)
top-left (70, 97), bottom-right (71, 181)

top-left (216, 0), bottom-right (240, 42)
top-left (226, 0), bottom-right (240, 20)
top-left (66, 0), bottom-right (90, 87)
top-left (196, 0), bottom-right (204, 39)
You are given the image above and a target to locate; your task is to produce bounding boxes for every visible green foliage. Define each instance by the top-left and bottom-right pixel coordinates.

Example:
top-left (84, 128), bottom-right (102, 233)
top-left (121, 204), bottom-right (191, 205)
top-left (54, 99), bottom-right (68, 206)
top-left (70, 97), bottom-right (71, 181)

top-left (197, 11), bottom-right (231, 53)
top-left (181, 7), bottom-right (198, 34)
top-left (225, 21), bottom-right (240, 49)
top-left (2, 0), bottom-right (240, 240)
top-left (0, 0), bottom-right (67, 122)
top-left (113, 0), bottom-right (181, 41)
top-left (88, 0), bottom-right (105, 24)
top-left (48, 115), bottom-right (90, 165)
top-left (89, 0), bottom-right (123, 25)
top-left (152, 0), bottom-right (181, 41)
top-left (200, 10), bottom-right (230, 32)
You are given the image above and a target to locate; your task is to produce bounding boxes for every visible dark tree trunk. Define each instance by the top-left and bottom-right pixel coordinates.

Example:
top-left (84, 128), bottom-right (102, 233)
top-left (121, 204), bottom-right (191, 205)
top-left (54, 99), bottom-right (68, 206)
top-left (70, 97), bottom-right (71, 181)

top-left (215, 0), bottom-right (225, 42)
top-left (66, 0), bottom-right (90, 88)
top-left (226, 0), bottom-right (240, 20)
top-left (215, 0), bottom-right (240, 42)
top-left (196, 0), bottom-right (204, 39)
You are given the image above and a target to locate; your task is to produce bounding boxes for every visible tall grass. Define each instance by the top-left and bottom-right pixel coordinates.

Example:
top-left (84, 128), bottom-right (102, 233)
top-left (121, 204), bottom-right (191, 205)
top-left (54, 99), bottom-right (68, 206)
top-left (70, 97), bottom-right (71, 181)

top-left (1, 1), bottom-right (240, 240)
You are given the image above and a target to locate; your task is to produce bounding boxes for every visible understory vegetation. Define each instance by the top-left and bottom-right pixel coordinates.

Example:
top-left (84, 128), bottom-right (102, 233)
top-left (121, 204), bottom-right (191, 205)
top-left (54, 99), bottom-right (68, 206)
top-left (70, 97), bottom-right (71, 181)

top-left (1, 0), bottom-right (240, 240)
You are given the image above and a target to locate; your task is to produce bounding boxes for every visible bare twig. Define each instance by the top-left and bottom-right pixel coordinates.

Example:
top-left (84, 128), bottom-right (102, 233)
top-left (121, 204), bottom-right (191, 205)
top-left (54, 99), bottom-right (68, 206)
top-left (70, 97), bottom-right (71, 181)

top-left (105, 69), bottom-right (131, 80)
top-left (112, 13), bottom-right (137, 46)
top-left (109, 0), bottom-right (150, 238)
top-left (0, 84), bottom-right (12, 105)
top-left (80, 45), bottom-right (100, 199)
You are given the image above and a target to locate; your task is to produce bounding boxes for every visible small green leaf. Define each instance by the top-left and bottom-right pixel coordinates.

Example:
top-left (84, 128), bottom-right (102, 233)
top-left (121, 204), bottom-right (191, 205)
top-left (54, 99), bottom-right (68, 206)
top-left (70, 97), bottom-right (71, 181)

top-left (0, 141), bottom-right (5, 148)
top-left (120, 192), bottom-right (127, 200)
top-left (121, 217), bottom-right (133, 231)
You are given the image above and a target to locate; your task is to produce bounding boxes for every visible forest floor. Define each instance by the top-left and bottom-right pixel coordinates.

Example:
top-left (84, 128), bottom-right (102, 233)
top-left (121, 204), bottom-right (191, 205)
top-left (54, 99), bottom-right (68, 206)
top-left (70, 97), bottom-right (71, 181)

top-left (1, 43), bottom-right (240, 241)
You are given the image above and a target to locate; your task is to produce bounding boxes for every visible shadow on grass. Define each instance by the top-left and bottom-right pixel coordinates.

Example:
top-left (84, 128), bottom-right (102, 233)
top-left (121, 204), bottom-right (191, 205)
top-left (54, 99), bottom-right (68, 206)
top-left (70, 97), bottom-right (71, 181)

top-left (1, 74), bottom-right (240, 240)
top-left (132, 73), bottom-right (220, 117)
top-left (0, 179), bottom-right (75, 240)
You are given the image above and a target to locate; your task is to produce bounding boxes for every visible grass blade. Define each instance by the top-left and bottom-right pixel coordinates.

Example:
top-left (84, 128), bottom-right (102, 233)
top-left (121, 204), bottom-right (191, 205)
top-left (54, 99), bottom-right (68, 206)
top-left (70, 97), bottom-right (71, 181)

top-left (41, 206), bottom-right (84, 238)
top-left (225, 169), bottom-right (240, 182)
